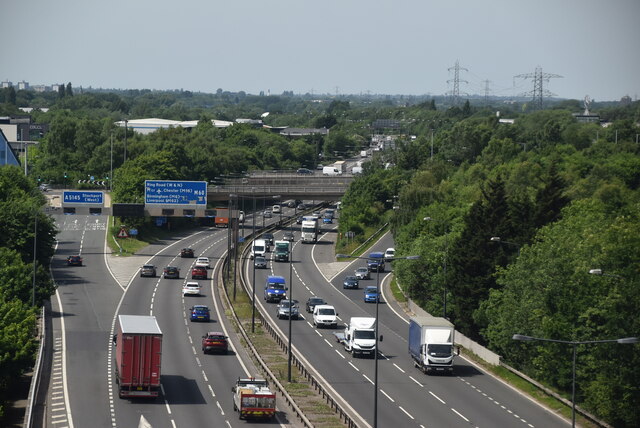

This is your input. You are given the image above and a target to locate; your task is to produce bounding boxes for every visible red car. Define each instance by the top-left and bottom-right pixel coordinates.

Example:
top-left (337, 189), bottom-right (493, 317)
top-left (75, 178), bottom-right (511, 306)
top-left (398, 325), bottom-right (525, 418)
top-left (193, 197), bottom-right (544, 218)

top-left (191, 266), bottom-right (207, 280)
top-left (201, 332), bottom-right (228, 354)
top-left (66, 255), bottom-right (83, 266)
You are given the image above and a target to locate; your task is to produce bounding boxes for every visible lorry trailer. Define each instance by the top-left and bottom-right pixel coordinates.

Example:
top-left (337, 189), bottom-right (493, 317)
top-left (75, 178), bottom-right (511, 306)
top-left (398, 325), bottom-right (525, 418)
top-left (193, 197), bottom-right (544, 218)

top-left (115, 315), bottom-right (163, 398)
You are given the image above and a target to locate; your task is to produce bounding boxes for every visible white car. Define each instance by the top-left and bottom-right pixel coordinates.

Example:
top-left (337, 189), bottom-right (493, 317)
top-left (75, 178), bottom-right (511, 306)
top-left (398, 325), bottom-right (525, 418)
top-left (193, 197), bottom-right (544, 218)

top-left (313, 305), bottom-right (338, 328)
top-left (195, 257), bottom-right (210, 269)
top-left (384, 248), bottom-right (395, 260)
top-left (182, 282), bottom-right (202, 296)
top-left (355, 267), bottom-right (370, 280)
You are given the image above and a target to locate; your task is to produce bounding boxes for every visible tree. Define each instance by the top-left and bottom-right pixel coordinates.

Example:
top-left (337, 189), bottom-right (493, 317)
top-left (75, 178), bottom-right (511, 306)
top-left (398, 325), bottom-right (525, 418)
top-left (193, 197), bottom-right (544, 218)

top-left (65, 82), bottom-right (73, 97)
top-left (5, 87), bottom-right (16, 105)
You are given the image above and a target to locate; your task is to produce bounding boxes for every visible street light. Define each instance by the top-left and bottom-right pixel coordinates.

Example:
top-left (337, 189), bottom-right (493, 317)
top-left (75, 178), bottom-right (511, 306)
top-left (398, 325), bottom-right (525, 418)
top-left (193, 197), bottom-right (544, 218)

top-left (287, 238), bottom-right (295, 382)
top-left (512, 334), bottom-right (638, 427)
top-left (489, 236), bottom-right (521, 256)
top-left (251, 190), bottom-right (257, 333)
top-left (424, 217), bottom-right (449, 318)
top-left (336, 252), bottom-right (419, 428)
top-left (588, 269), bottom-right (625, 280)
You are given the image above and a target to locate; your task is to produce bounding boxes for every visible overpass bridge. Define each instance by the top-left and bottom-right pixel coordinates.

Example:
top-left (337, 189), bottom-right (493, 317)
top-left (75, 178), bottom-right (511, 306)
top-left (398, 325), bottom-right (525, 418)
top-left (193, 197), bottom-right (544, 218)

top-left (207, 172), bottom-right (355, 202)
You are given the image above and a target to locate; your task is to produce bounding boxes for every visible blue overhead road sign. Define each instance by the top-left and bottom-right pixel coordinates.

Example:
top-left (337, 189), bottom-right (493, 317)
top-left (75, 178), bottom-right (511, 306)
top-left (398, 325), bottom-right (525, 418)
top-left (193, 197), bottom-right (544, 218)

top-left (63, 191), bottom-right (104, 205)
top-left (145, 180), bottom-right (207, 205)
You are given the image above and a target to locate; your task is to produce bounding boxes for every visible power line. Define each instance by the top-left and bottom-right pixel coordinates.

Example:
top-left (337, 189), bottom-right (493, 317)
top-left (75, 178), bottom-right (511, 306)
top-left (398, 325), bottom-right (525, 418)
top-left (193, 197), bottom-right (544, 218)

top-left (514, 66), bottom-right (563, 109)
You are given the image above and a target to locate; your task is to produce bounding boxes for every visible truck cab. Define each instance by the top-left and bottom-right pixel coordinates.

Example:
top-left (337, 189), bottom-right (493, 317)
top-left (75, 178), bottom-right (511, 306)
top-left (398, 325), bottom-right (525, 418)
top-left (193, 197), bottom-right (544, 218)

top-left (274, 240), bottom-right (290, 262)
top-left (336, 317), bottom-right (377, 357)
top-left (232, 378), bottom-right (276, 420)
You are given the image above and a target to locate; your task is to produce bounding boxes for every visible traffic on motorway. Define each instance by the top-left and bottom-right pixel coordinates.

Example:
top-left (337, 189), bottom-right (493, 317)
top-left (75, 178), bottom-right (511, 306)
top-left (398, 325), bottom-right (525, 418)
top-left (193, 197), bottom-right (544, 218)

top-left (45, 199), bottom-right (567, 428)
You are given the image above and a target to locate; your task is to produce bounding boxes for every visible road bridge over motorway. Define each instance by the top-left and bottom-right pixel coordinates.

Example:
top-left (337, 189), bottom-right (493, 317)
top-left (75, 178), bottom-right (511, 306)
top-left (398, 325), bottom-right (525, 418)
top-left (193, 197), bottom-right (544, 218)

top-left (207, 172), bottom-right (355, 202)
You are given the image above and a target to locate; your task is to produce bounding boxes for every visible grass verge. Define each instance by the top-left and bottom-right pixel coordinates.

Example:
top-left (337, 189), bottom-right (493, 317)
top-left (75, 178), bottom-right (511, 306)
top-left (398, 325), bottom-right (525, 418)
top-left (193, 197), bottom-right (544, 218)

top-left (223, 265), bottom-right (346, 427)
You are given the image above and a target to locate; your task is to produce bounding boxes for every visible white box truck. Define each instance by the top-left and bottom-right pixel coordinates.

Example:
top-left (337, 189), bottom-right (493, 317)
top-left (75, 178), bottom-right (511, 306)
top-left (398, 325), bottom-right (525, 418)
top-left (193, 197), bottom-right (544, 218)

top-left (301, 219), bottom-right (318, 243)
top-left (408, 316), bottom-right (457, 374)
top-left (334, 317), bottom-right (377, 357)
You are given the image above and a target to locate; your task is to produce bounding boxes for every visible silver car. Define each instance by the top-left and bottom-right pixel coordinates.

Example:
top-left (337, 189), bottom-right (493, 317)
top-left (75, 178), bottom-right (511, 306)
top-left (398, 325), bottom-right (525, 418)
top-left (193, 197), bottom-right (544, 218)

top-left (355, 267), bottom-right (370, 280)
top-left (276, 299), bottom-right (299, 319)
top-left (254, 256), bottom-right (268, 269)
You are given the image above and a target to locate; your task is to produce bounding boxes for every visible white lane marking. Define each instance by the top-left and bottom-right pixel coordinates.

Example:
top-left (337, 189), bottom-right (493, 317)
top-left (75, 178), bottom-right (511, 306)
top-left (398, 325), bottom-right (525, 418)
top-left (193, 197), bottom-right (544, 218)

top-left (393, 363), bottom-right (405, 373)
top-left (54, 277), bottom-right (75, 428)
top-left (399, 406), bottom-right (414, 419)
top-left (380, 389), bottom-right (395, 402)
top-left (451, 408), bottom-right (469, 422)
top-left (409, 376), bottom-right (423, 387)
top-left (429, 390), bottom-right (446, 404)
top-left (335, 349), bottom-right (346, 359)
top-left (324, 338), bottom-right (334, 347)
top-left (348, 362), bottom-right (360, 372)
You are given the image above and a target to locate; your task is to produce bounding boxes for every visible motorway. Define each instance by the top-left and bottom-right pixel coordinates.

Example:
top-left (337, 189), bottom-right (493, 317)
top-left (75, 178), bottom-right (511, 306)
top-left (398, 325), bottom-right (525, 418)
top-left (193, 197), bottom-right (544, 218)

top-left (42, 200), bottom-right (569, 428)
top-left (244, 209), bottom-right (569, 428)
top-left (44, 208), bottom-right (298, 428)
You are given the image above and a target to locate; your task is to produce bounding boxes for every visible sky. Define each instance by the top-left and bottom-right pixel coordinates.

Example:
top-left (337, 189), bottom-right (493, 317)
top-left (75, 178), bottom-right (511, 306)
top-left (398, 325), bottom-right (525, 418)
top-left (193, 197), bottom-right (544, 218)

top-left (2, 0), bottom-right (639, 102)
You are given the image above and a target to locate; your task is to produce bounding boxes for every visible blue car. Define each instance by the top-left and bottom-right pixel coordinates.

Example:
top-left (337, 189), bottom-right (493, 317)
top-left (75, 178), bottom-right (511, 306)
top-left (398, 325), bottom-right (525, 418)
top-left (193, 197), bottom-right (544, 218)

top-left (323, 217), bottom-right (333, 224)
top-left (364, 286), bottom-right (380, 303)
top-left (190, 305), bottom-right (210, 322)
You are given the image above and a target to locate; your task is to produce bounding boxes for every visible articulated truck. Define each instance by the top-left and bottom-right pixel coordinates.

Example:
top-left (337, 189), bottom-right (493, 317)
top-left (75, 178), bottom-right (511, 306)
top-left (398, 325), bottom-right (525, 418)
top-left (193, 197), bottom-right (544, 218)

top-left (301, 218), bottom-right (318, 243)
top-left (115, 315), bottom-right (163, 398)
top-left (408, 316), bottom-right (457, 374)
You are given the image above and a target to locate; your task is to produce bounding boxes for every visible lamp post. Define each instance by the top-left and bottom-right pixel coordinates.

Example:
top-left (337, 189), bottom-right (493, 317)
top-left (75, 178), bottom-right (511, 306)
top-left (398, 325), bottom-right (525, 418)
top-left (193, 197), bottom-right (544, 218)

top-left (424, 217), bottom-right (449, 318)
top-left (110, 131), bottom-right (113, 191)
top-left (336, 252), bottom-right (419, 428)
top-left (251, 191), bottom-right (257, 333)
top-left (489, 236), bottom-right (521, 256)
top-left (287, 238), bottom-right (294, 382)
top-left (512, 334), bottom-right (638, 427)
top-left (588, 269), bottom-right (625, 280)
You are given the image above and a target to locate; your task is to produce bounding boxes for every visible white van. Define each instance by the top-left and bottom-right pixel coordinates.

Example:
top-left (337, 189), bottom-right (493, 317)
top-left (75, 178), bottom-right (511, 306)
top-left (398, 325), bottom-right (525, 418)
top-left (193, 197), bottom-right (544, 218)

top-left (272, 205), bottom-right (281, 214)
top-left (323, 166), bottom-right (341, 176)
top-left (251, 239), bottom-right (267, 260)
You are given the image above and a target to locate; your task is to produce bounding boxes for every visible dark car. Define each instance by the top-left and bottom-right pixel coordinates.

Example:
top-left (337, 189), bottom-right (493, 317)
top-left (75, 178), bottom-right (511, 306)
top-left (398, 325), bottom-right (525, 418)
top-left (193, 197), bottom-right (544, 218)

top-left (66, 255), bottom-right (83, 266)
top-left (296, 168), bottom-right (313, 175)
top-left (254, 256), bottom-right (268, 269)
top-left (364, 286), bottom-right (380, 303)
top-left (306, 296), bottom-right (326, 313)
top-left (296, 216), bottom-right (304, 224)
top-left (191, 266), bottom-right (207, 280)
top-left (263, 211), bottom-right (272, 218)
top-left (367, 252), bottom-right (385, 273)
top-left (297, 204), bottom-right (307, 211)
top-left (140, 264), bottom-right (157, 277)
top-left (180, 248), bottom-right (195, 258)
top-left (343, 275), bottom-right (359, 289)
top-left (202, 331), bottom-right (228, 354)
top-left (262, 233), bottom-right (274, 246)
top-left (190, 305), bottom-right (210, 322)
top-left (283, 231), bottom-right (295, 242)
top-left (163, 266), bottom-right (180, 279)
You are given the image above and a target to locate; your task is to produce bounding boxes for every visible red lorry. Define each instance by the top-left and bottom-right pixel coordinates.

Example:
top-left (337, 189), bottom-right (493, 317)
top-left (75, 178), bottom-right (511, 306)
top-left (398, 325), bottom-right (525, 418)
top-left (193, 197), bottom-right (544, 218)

top-left (115, 315), bottom-right (163, 398)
